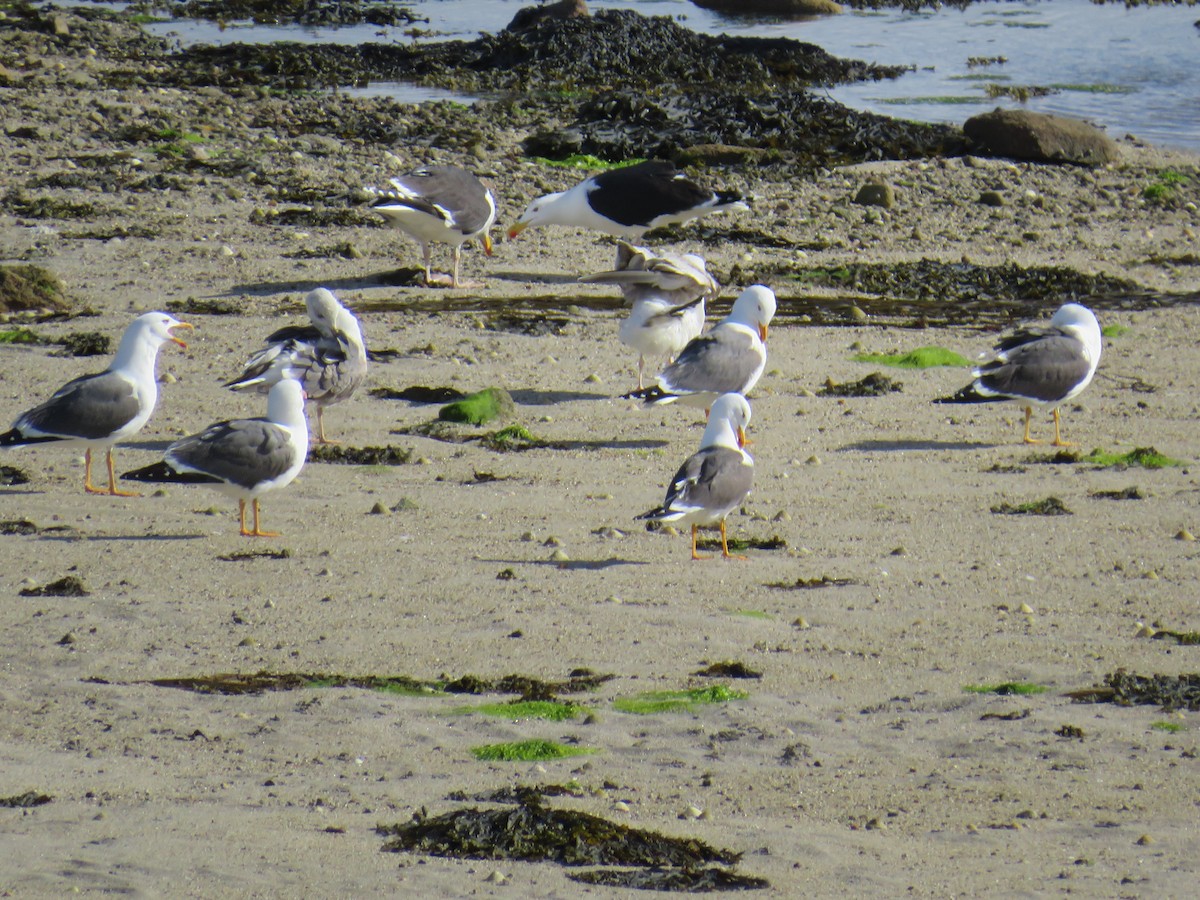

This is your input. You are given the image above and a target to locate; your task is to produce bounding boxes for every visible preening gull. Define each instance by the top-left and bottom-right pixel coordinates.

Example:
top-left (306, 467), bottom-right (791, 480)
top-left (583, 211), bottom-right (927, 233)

top-left (580, 240), bottom-right (718, 306)
top-left (1, 312), bottom-right (191, 495)
top-left (225, 288), bottom-right (366, 444)
top-left (369, 164), bottom-right (496, 288)
top-left (581, 242), bottom-right (717, 389)
top-left (622, 285), bottom-right (776, 410)
top-left (124, 378), bottom-right (309, 537)
top-left (637, 392), bottom-right (754, 561)
top-left (935, 302), bottom-right (1102, 447)
top-left (507, 160), bottom-right (746, 240)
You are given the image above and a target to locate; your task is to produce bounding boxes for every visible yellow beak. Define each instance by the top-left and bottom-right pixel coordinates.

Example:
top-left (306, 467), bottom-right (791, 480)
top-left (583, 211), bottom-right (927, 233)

top-left (170, 321), bottom-right (195, 349)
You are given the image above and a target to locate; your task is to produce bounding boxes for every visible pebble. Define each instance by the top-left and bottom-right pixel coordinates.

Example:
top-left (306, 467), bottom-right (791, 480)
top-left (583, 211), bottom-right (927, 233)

top-left (1018, 602), bottom-right (1034, 615)
top-left (368, 501), bottom-right (390, 516)
top-left (979, 190), bottom-right (1005, 207)
top-left (550, 549), bottom-right (570, 562)
top-left (1174, 528), bottom-right (1194, 541)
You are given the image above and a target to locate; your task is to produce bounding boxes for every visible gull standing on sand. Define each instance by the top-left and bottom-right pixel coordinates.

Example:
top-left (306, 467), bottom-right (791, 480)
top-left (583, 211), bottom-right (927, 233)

top-left (1, 312), bottom-right (192, 495)
top-left (622, 285), bottom-right (776, 410)
top-left (581, 242), bottom-right (717, 389)
top-left (368, 164), bottom-right (496, 288)
top-left (124, 378), bottom-right (309, 538)
top-left (507, 160), bottom-right (747, 241)
top-left (935, 302), bottom-right (1102, 447)
top-left (225, 288), bottom-right (366, 444)
top-left (637, 392), bottom-right (754, 561)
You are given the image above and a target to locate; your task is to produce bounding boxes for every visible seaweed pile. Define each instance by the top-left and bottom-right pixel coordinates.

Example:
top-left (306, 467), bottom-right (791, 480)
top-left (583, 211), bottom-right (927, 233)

top-left (142, 4), bottom-right (964, 166)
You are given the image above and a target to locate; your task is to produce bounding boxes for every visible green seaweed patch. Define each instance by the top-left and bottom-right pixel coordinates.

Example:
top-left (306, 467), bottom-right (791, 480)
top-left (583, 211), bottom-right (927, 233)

top-left (730, 609), bottom-right (770, 620)
top-left (614, 684), bottom-right (748, 715)
top-left (0, 327), bottom-right (39, 344)
top-left (1151, 721), bottom-right (1184, 733)
top-left (1101, 323), bottom-right (1130, 338)
top-left (1050, 82), bottom-right (1135, 95)
top-left (308, 444), bottom-right (412, 465)
top-left (1152, 630), bottom-right (1200, 646)
top-left (990, 497), bottom-right (1072, 516)
top-left (1080, 447), bottom-right (1185, 469)
top-left (439, 387), bottom-right (516, 426)
top-left (480, 424), bottom-right (549, 452)
top-left (456, 700), bottom-right (589, 721)
top-left (471, 739), bottom-right (595, 762)
top-left (964, 682), bottom-right (1049, 696)
top-left (1143, 169), bottom-right (1190, 204)
top-left (851, 346), bottom-right (972, 369)
top-left (875, 95), bottom-right (984, 106)
top-left (532, 155), bottom-right (645, 170)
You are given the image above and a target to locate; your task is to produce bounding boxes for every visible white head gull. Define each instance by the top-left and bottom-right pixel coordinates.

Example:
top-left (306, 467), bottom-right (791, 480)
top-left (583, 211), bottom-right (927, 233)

top-left (581, 242), bottom-right (717, 389)
top-left (637, 392), bottom-right (754, 561)
top-left (225, 288), bottom-right (366, 444)
top-left (622, 285), bottom-right (776, 411)
top-left (1, 312), bottom-right (192, 495)
top-left (935, 302), bottom-right (1102, 447)
top-left (369, 164), bottom-right (496, 288)
top-left (124, 378), bottom-right (309, 537)
top-left (507, 160), bottom-right (746, 241)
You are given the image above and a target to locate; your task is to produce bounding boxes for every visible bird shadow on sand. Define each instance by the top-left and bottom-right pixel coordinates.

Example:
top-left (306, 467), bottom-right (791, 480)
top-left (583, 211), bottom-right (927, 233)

top-left (510, 389), bottom-right (611, 405)
top-left (552, 438), bottom-right (671, 452)
top-left (123, 439), bottom-right (175, 452)
top-left (38, 532), bottom-right (205, 543)
top-left (840, 439), bottom-right (998, 453)
top-left (489, 557), bottom-right (648, 571)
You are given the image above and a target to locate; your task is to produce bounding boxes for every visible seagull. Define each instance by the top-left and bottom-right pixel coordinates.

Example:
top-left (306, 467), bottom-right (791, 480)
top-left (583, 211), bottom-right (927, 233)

top-left (369, 164), bottom-right (496, 288)
top-left (935, 302), bottom-right (1103, 447)
top-left (637, 392), bottom-right (754, 561)
top-left (507, 160), bottom-right (747, 241)
top-left (123, 378), bottom-right (309, 537)
top-left (579, 240), bottom-right (719, 306)
top-left (1, 312), bottom-right (192, 496)
top-left (581, 242), bottom-right (717, 389)
top-left (622, 285), bottom-right (776, 410)
top-left (224, 288), bottom-right (366, 444)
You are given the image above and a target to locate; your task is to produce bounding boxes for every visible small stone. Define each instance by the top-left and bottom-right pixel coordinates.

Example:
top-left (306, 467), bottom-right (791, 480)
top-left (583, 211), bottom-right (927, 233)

top-left (853, 181), bottom-right (895, 209)
top-left (237, 637), bottom-right (257, 647)
top-left (1018, 602), bottom-right (1034, 615)
top-left (612, 800), bottom-right (630, 812)
top-left (483, 871), bottom-right (508, 884)
top-left (550, 549), bottom-right (570, 562)
top-left (584, 373), bottom-right (602, 383)
top-left (865, 817), bottom-right (885, 830)
top-left (368, 501), bottom-right (390, 516)
top-left (1136, 622), bottom-right (1156, 638)
top-left (1175, 528), bottom-right (1195, 541)
top-left (806, 455), bottom-right (821, 465)
top-left (543, 535), bottom-right (562, 547)
top-left (848, 306), bottom-right (868, 323)
top-left (793, 617), bottom-right (810, 630)
top-left (57, 632), bottom-right (76, 645)
top-left (979, 190), bottom-right (1005, 207)
top-left (680, 805), bottom-right (703, 820)
top-left (1136, 834), bottom-right (1153, 846)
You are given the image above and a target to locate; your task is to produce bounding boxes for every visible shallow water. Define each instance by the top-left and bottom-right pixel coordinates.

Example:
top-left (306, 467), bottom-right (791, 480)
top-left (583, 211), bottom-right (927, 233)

top-left (123, 0), bottom-right (1200, 153)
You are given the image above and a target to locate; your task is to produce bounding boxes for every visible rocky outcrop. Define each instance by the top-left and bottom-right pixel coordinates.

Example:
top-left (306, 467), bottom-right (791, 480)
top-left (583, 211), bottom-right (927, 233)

top-left (963, 108), bottom-right (1119, 166)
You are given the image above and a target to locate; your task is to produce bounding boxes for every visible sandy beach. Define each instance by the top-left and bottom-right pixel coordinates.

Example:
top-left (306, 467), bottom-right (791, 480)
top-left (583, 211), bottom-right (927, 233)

top-left (3, 5), bottom-right (1200, 896)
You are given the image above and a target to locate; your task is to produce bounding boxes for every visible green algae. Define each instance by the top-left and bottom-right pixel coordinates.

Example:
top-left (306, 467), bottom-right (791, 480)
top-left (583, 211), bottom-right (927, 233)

top-left (438, 387), bottom-right (515, 426)
top-left (614, 684), bottom-right (747, 715)
top-left (532, 155), bottom-right (644, 170)
top-left (471, 739), bottom-right (595, 762)
top-left (964, 682), bottom-right (1049, 696)
top-left (455, 700), bottom-right (589, 721)
top-left (1080, 447), bottom-right (1185, 469)
top-left (851, 346), bottom-right (972, 368)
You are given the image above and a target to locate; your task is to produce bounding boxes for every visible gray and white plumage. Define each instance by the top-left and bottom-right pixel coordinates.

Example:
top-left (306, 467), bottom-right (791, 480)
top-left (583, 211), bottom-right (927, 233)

top-left (507, 160), bottom-right (747, 241)
top-left (637, 392), bottom-right (754, 560)
top-left (368, 164), bottom-right (496, 287)
top-left (124, 378), bottom-right (309, 537)
top-left (582, 242), bottom-right (717, 389)
top-left (622, 285), bottom-right (776, 410)
top-left (225, 288), bottom-right (366, 443)
top-left (936, 302), bottom-right (1102, 446)
top-left (0, 312), bottom-right (191, 495)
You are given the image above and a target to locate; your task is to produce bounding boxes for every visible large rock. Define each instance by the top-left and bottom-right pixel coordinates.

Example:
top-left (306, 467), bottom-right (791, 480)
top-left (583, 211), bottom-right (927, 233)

top-left (963, 108), bottom-right (1119, 166)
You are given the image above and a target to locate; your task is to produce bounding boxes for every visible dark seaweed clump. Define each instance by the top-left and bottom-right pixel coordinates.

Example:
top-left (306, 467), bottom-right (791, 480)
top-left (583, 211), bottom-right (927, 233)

top-left (443, 669), bottom-right (614, 699)
top-left (1071, 672), bottom-right (1200, 712)
top-left (155, 0), bottom-right (424, 27)
top-left (818, 372), bottom-right (902, 397)
top-left (0, 791), bottom-right (52, 808)
top-left (19, 576), bottom-right (89, 597)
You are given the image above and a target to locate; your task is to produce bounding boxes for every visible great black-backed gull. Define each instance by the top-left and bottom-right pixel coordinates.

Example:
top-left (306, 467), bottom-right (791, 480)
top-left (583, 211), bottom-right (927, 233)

top-left (507, 160), bottom-right (746, 240)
